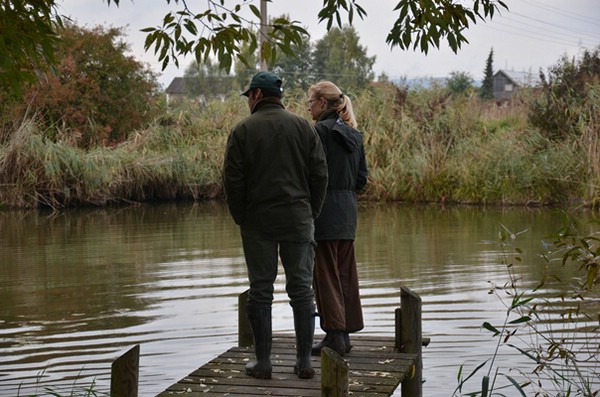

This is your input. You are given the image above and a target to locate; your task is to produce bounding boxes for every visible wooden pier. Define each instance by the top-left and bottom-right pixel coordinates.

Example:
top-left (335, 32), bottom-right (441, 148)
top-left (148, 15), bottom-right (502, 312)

top-left (156, 334), bottom-right (417, 396)
top-left (111, 287), bottom-right (426, 397)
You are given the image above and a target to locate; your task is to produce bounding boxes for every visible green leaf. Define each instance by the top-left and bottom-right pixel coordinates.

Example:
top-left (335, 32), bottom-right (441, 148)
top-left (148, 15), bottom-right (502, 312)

top-left (184, 20), bottom-right (198, 35)
top-left (249, 4), bottom-right (261, 19)
top-left (504, 374), bottom-right (527, 396)
top-left (481, 375), bottom-right (489, 397)
top-left (482, 321), bottom-right (500, 335)
top-left (508, 316), bottom-right (531, 325)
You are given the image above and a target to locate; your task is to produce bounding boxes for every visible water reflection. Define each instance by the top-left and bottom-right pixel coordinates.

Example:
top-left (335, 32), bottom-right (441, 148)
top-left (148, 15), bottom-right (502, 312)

top-left (0, 202), bottom-right (596, 396)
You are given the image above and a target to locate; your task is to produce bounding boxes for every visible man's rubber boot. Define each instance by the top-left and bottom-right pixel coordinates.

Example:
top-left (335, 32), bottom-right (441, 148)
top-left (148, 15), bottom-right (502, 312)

top-left (311, 330), bottom-right (346, 356)
top-left (293, 307), bottom-right (315, 379)
top-left (245, 305), bottom-right (272, 379)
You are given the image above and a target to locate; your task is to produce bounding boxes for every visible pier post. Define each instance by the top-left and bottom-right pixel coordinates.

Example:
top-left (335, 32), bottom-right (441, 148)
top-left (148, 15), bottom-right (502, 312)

top-left (110, 344), bottom-right (139, 397)
top-left (396, 287), bottom-right (422, 397)
top-left (321, 347), bottom-right (349, 396)
top-left (238, 290), bottom-right (253, 347)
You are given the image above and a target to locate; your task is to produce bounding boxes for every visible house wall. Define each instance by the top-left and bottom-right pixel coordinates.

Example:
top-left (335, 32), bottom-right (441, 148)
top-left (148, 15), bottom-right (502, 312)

top-left (493, 73), bottom-right (516, 101)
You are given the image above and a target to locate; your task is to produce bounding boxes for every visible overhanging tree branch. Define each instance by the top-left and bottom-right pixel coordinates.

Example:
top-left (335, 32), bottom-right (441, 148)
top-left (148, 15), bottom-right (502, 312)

top-left (1, 0), bottom-right (509, 94)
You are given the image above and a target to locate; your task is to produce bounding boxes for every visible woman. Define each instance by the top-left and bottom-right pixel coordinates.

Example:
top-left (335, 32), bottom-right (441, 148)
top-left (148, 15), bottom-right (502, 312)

top-left (307, 81), bottom-right (368, 356)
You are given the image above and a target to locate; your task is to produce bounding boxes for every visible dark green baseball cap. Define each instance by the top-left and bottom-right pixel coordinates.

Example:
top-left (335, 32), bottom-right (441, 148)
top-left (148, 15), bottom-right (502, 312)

top-left (241, 71), bottom-right (283, 96)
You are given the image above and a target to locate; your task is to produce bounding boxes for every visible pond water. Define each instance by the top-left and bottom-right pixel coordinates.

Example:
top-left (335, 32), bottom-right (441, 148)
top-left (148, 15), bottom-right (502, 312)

top-left (0, 202), bottom-right (597, 396)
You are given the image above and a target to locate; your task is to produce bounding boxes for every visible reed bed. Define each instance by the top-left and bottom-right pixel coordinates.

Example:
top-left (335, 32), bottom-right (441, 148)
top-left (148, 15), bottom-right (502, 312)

top-left (0, 84), bottom-right (598, 209)
top-left (0, 99), bottom-right (237, 209)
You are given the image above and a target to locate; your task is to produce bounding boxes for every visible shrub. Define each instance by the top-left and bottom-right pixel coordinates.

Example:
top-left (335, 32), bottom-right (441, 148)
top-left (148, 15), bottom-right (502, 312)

top-left (0, 22), bottom-right (162, 149)
top-left (528, 46), bottom-right (600, 141)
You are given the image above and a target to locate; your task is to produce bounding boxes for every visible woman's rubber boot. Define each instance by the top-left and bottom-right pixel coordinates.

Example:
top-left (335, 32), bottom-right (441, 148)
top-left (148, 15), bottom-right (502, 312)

top-left (344, 332), bottom-right (353, 353)
top-left (293, 307), bottom-right (315, 379)
top-left (245, 305), bottom-right (272, 379)
top-left (311, 333), bottom-right (331, 356)
top-left (311, 330), bottom-right (346, 356)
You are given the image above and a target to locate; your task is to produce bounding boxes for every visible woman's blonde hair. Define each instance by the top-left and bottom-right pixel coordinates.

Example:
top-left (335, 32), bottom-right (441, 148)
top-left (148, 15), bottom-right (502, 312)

top-left (308, 80), bottom-right (357, 128)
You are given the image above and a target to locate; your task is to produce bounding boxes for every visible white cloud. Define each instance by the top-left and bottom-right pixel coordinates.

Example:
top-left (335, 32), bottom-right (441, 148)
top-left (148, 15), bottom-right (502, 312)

top-left (58, 0), bottom-right (600, 88)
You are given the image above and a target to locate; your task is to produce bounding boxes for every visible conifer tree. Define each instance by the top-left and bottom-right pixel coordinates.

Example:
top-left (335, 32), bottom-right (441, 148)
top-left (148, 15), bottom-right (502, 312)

top-left (480, 47), bottom-right (495, 100)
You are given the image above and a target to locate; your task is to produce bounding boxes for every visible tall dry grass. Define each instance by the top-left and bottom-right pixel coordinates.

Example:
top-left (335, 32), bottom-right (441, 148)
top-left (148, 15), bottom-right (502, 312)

top-left (354, 84), bottom-right (592, 207)
top-left (0, 98), bottom-right (239, 209)
top-left (0, 83), bottom-right (599, 209)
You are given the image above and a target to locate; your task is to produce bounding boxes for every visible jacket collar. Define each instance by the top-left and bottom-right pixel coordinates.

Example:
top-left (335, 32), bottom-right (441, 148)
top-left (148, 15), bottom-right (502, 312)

top-left (316, 108), bottom-right (338, 123)
top-left (251, 97), bottom-right (284, 113)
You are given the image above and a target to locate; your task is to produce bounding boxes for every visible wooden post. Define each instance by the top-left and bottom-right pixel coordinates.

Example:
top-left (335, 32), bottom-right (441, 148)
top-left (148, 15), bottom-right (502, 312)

top-left (398, 287), bottom-right (422, 397)
top-left (238, 290), bottom-right (253, 347)
top-left (259, 0), bottom-right (268, 71)
top-left (395, 307), bottom-right (402, 351)
top-left (110, 344), bottom-right (139, 397)
top-left (321, 347), bottom-right (348, 397)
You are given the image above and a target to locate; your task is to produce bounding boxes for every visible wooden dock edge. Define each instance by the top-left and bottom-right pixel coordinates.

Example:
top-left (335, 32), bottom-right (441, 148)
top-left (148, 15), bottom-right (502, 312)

top-left (111, 286), bottom-right (427, 397)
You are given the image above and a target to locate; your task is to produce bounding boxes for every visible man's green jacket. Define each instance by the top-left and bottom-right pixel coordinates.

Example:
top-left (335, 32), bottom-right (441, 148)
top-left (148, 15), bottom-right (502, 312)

top-left (223, 100), bottom-right (329, 241)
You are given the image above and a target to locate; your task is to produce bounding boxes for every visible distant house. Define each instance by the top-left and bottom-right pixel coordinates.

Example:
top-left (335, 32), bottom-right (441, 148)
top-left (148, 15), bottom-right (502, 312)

top-left (165, 77), bottom-right (186, 106)
top-left (164, 77), bottom-right (224, 106)
top-left (492, 70), bottom-right (539, 101)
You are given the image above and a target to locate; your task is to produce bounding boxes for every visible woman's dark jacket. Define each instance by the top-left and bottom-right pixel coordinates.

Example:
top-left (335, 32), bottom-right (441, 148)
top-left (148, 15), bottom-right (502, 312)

top-left (314, 110), bottom-right (368, 240)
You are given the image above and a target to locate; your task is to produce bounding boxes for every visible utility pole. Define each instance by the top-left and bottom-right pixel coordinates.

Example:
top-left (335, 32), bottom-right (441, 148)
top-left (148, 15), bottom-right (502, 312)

top-left (259, 0), bottom-right (268, 71)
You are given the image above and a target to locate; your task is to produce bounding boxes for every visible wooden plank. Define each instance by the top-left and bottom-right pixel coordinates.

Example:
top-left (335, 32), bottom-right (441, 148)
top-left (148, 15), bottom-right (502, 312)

top-left (156, 335), bottom-right (416, 397)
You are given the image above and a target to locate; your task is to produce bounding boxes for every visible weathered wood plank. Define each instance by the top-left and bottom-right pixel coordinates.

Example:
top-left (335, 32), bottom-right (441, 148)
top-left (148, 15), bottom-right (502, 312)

top-left (156, 335), bottom-right (416, 397)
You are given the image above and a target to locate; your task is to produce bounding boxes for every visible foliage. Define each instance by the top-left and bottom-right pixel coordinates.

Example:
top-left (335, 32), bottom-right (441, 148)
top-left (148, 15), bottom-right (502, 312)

top-left (357, 82), bottom-right (585, 205)
top-left (454, 222), bottom-right (599, 396)
top-left (232, 34), bottom-right (260, 92)
top-left (446, 71), bottom-right (475, 95)
top-left (269, 15), bottom-right (314, 92)
top-left (16, 369), bottom-right (99, 397)
top-left (138, 0), bottom-right (307, 73)
top-left (528, 46), bottom-right (600, 141)
top-left (138, 0), bottom-right (508, 71)
top-left (0, 98), bottom-right (234, 209)
top-left (232, 14), bottom-right (315, 92)
top-left (385, 0), bottom-right (507, 53)
top-left (0, 0), bottom-right (62, 95)
top-left (480, 47), bottom-right (495, 100)
top-left (311, 26), bottom-right (376, 92)
top-left (0, 23), bottom-right (161, 149)
top-left (184, 21), bottom-right (373, 99)
top-left (1, 0), bottom-right (509, 95)
top-left (2, 66), bottom-right (600, 208)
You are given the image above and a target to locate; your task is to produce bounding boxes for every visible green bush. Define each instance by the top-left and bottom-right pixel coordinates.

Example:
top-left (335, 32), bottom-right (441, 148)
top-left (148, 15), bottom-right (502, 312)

top-left (528, 46), bottom-right (600, 141)
top-left (0, 22), bottom-right (162, 149)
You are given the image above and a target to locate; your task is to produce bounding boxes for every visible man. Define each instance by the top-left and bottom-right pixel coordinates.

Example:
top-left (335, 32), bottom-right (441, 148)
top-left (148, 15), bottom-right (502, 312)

top-left (223, 71), bottom-right (328, 380)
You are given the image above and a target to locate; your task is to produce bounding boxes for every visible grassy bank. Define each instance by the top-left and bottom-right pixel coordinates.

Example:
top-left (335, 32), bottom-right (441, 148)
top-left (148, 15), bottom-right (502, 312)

top-left (356, 84), bottom-right (589, 206)
top-left (0, 83), bottom-right (598, 209)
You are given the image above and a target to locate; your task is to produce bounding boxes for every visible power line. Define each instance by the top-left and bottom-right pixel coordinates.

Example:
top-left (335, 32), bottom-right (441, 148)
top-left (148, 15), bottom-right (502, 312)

top-left (489, 17), bottom-right (598, 48)
top-left (520, 0), bottom-right (600, 28)
top-left (508, 11), bottom-right (600, 43)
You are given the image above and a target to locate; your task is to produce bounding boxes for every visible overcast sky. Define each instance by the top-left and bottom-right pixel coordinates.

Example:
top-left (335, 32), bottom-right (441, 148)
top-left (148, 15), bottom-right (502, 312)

top-left (58, 0), bottom-right (600, 88)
